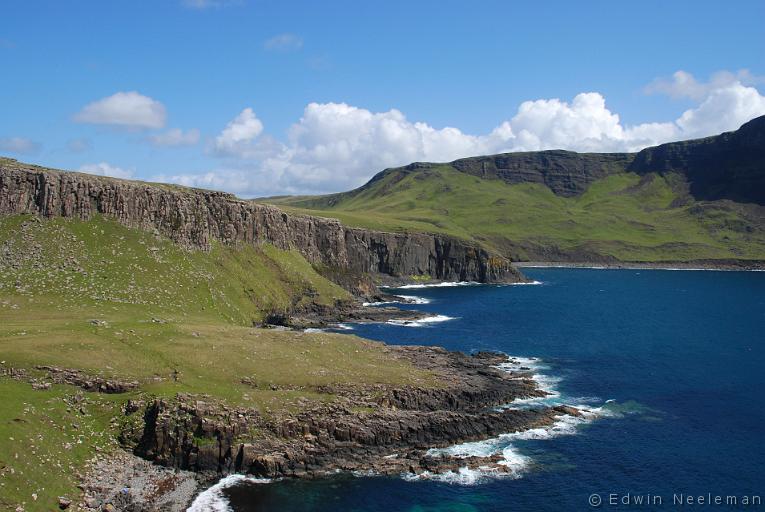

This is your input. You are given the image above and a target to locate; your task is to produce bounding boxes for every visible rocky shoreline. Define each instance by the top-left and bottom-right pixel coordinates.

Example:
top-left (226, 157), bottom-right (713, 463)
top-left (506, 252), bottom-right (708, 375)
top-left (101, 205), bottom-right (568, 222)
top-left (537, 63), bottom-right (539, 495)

top-left (514, 260), bottom-right (765, 271)
top-left (276, 295), bottom-right (434, 329)
top-left (72, 347), bottom-right (588, 511)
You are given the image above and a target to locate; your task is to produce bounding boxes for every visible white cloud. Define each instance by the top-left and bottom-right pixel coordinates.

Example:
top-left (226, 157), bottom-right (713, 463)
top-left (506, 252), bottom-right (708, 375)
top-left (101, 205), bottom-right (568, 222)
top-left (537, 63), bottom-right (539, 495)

top-left (74, 92), bottom-right (166, 129)
top-left (79, 162), bottom-right (134, 179)
top-left (264, 33), bottom-right (303, 52)
top-left (159, 70), bottom-right (765, 196)
top-left (212, 108), bottom-right (269, 157)
top-left (148, 128), bottom-right (200, 147)
top-left (0, 136), bottom-right (40, 154)
top-left (675, 82), bottom-right (765, 138)
top-left (646, 69), bottom-right (765, 101)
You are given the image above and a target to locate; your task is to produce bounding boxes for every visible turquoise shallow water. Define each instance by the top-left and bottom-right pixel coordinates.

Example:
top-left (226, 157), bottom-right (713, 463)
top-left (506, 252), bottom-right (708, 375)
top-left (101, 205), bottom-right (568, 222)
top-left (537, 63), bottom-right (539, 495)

top-left (202, 269), bottom-right (765, 511)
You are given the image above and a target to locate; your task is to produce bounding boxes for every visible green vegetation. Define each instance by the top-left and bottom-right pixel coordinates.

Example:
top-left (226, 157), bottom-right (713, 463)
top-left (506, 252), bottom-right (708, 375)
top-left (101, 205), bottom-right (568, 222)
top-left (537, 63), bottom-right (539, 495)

top-left (0, 380), bottom-right (126, 509)
top-left (265, 166), bottom-right (765, 262)
top-left (0, 214), bottom-right (350, 324)
top-left (0, 214), bottom-right (433, 510)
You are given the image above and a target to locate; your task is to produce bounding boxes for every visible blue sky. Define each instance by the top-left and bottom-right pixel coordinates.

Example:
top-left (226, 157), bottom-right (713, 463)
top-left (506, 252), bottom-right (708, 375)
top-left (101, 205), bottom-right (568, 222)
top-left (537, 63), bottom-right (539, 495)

top-left (1, 0), bottom-right (764, 196)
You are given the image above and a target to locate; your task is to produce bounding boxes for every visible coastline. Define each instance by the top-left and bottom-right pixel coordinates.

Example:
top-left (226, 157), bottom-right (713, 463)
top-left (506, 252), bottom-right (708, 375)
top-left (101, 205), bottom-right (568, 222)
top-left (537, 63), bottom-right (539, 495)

top-left (84, 347), bottom-right (591, 511)
top-left (513, 260), bottom-right (765, 271)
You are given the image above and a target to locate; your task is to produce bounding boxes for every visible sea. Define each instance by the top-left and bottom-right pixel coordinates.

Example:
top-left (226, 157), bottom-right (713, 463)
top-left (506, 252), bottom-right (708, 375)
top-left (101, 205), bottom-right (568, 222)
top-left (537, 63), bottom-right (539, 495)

top-left (189, 268), bottom-right (764, 511)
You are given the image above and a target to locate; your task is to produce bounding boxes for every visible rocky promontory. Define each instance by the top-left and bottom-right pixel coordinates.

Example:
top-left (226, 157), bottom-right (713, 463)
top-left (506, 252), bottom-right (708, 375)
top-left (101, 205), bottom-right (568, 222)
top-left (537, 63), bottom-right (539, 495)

top-left (117, 348), bottom-right (572, 488)
top-left (36, 347), bottom-right (582, 511)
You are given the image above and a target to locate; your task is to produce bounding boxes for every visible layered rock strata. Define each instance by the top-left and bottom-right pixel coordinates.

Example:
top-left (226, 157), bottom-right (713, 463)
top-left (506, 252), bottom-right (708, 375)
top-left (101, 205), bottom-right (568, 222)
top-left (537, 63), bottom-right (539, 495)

top-left (0, 160), bottom-right (523, 288)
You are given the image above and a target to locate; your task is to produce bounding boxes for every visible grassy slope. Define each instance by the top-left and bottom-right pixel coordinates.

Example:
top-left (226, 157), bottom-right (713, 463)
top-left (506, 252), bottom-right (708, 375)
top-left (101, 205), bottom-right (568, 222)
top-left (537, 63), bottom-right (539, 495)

top-left (0, 215), bottom-right (432, 510)
top-left (265, 166), bottom-right (765, 262)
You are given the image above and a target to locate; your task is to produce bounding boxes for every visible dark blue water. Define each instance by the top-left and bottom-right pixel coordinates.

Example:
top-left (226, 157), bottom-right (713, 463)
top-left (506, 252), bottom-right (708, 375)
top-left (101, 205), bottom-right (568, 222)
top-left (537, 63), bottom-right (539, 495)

top-left (222, 269), bottom-right (765, 511)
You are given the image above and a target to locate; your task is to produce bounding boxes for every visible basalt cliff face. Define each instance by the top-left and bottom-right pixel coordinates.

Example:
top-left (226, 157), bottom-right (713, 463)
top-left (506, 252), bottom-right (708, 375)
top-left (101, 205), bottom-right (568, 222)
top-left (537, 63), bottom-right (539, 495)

top-left (448, 150), bottom-right (634, 196)
top-left (0, 159), bottom-right (522, 288)
top-left (628, 115), bottom-right (765, 205)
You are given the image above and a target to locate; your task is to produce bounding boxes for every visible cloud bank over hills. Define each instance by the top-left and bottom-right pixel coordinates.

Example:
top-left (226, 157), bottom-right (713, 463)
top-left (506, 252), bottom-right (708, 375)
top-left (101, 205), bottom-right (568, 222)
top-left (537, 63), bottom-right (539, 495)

top-left (5, 70), bottom-right (763, 197)
top-left (154, 70), bottom-right (765, 196)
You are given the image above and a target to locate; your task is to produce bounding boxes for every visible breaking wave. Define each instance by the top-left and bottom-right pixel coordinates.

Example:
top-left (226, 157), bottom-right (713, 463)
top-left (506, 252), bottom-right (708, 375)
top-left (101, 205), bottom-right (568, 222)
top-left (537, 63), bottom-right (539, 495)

top-left (362, 295), bottom-right (431, 306)
top-left (187, 474), bottom-right (271, 512)
top-left (406, 355), bottom-right (616, 485)
top-left (386, 315), bottom-right (456, 327)
top-left (397, 281), bottom-right (480, 289)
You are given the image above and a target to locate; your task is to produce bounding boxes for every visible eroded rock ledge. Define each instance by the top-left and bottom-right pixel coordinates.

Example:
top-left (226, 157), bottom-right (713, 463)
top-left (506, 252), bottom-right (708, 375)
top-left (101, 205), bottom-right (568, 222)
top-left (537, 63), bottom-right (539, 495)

top-left (118, 348), bottom-right (573, 484)
top-left (0, 160), bottom-right (523, 289)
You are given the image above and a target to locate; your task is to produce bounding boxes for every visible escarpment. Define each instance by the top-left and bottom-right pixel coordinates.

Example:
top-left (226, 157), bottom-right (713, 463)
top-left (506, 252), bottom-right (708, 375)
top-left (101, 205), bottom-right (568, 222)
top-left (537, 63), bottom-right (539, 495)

top-left (448, 150), bottom-right (635, 196)
top-left (628, 115), bottom-right (765, 204)
top-left (0, 159), bottom-right (523, 287)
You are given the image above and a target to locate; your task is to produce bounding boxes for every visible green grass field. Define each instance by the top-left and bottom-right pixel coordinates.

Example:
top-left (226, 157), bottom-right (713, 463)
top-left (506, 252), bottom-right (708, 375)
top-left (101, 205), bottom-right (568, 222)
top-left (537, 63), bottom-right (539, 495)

top-left (0, 214), bottom-right (432, 510)
top-left (265, 166), bottom-right (765, 262)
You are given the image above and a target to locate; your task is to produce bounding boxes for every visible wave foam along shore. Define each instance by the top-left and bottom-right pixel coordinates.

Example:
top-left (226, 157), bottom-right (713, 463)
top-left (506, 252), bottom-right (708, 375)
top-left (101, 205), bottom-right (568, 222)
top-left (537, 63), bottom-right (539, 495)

top-left (413, 355), bottom-right (613, 485)
top-left (389, 280), bottom-right (543, 291)
top-left (386, 315), bottom-right (456, 327)
top-left (397, 281), bottom-right (480, 289)
top-left (362, 295), bottom-right (431, 306)
top-left (187, 475), bottom-right (271, 512)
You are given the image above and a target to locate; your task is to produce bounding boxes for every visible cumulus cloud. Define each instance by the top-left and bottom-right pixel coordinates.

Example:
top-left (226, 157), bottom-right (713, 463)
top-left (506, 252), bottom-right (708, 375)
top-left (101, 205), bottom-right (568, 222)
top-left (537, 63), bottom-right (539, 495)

top-left (74, 92), bottom-right (166, 129)
top-left (212, 108), bottom-right (271, 157)
top-left (264, 33), bottom-right (303, 52)
top-left (675, 82), bottom-right (765, 138)
top-left (646, 69), bottom-right (764, 101)
top-left (148, 128), bottom-right (200, 147)
top-left (0, 136), bottom-right (40, 155)
top-left (159, 70), bottom-right (765, 196)
top-left (79, 162), bottom-right (134, 179)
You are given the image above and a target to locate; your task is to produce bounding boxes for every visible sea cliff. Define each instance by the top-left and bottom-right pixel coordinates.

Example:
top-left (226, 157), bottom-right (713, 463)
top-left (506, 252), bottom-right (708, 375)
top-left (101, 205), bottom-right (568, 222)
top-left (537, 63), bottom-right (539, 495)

top-left (0, 158), bottom-right (523, 290)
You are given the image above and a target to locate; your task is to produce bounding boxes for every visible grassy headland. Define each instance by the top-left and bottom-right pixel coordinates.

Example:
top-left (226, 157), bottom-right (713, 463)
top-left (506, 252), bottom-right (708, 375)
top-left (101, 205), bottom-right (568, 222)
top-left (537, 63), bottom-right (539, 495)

top-left (0, 214), bottom-right (432, 510)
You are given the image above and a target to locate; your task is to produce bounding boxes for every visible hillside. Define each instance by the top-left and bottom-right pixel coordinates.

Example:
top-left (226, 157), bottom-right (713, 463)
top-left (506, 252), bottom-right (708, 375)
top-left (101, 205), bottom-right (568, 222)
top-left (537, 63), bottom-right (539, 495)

top-left (0, 213), bottom-right (444, 508)
top-left (0, 160), bottom-right (527, 510)
top-left (265, 116), bottom-right (765, 264)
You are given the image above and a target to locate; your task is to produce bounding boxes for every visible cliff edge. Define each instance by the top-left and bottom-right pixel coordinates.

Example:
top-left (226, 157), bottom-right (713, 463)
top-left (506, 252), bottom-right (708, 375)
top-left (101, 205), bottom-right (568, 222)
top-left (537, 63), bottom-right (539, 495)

top-left (0, 158), bottom-right (523, 290)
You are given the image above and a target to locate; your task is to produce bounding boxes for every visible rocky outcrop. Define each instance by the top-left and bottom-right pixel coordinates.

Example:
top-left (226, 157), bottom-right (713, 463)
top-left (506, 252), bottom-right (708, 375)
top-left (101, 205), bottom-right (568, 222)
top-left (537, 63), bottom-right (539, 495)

top-left (121, 348), bottom-right (573, 479)
top-left (628, 114), bottom-right (765, 205)
top-left (0, 159), bottom-right (523, 286)
top-left (36, 365), bottom-right (140, 394)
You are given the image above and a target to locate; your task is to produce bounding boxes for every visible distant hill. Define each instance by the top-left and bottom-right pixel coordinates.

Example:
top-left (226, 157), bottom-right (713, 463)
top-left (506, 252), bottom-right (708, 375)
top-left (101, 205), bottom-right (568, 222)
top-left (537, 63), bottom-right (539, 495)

top-left (264, 116), bottom-right (765, 264)
top-left (627, 115), bottom-right (765, 205)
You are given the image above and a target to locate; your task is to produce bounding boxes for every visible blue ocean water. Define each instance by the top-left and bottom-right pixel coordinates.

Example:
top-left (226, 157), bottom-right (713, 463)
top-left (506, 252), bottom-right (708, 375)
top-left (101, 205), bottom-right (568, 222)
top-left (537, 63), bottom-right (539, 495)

top-left (216, 269), bottom-right (765, 511)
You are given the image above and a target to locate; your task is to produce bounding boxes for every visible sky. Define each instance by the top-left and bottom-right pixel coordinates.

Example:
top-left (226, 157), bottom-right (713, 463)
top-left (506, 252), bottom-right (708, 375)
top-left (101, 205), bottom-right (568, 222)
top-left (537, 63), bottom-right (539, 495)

top-left (1, 0), bottom-right (764, 197)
